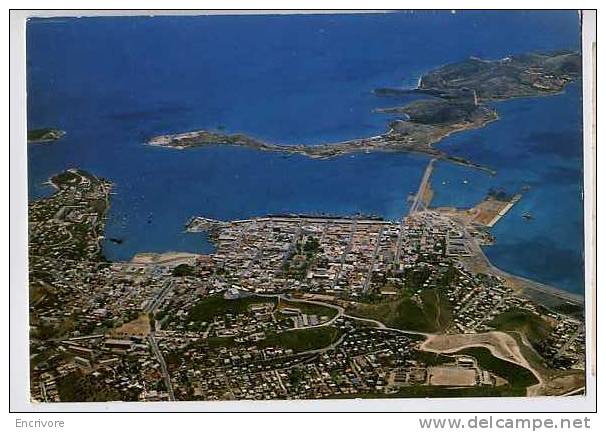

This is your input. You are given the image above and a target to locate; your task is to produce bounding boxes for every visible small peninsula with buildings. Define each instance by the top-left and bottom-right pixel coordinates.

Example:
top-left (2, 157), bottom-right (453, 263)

top-left (148, 51), bottom-right (580, 174)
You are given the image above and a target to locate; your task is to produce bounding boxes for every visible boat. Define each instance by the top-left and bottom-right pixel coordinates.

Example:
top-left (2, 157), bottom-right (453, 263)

top-left (522, 211), bottom-right (534, 221)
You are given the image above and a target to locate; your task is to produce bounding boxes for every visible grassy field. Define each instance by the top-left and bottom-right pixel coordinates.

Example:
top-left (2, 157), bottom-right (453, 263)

top-left (259, 326), bottom-right (342, 352)
top-left (346, 288), bottom-right (452, 333)
top-left (187, 295), bottom-right (277, 323)
top-left (456, 346), bottom-right (539, 395)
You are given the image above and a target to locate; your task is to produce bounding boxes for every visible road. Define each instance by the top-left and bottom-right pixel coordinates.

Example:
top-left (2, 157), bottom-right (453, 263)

top-left (393, 158), bottom-right (436, 264)
top-left (331, 219), bottom-right (357, 290)
top-left (555, 323), bottom-right (584, 358)
top-left (256, 293), bottom-right (344, 331)
top-left (256, 292), bottom-right (431, 338)
top-left (148, 333), bottom-right (175, 401)
top-left (362, 227), bottom-right (384, 294)
top-left (409, 158), bottom-right (436, 215)
top-left (144, 280), bottom-right (174, 315)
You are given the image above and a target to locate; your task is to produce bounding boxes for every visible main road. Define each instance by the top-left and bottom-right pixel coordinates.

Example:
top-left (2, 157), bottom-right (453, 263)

top-left (149, 333), bottom-right (176, 401)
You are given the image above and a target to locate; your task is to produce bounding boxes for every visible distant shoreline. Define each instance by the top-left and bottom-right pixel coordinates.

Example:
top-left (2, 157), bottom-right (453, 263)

top-left (147, 51), bottom-right (580, 176)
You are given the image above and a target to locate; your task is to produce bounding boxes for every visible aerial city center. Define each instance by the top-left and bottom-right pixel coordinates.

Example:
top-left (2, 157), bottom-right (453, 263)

top-left (26, 11), bottom-right (586, 402)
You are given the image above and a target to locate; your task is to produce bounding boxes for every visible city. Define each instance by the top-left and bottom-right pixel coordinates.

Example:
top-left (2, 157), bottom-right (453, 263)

top-left (28, 162), bottom-right (585, 402)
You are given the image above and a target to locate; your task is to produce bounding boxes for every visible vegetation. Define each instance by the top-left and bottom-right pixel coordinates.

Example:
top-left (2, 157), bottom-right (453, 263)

top-left (487, 187), bottom-right (515, 202)
top-left (57, 371), bottom-right (140, 402)
top-left (417, 51), bottom-right (581, 101)
top-left (346, 288), bottom-right (452, 333)
top-left (283, 235), bottom-right (323, 281)
top-left (302, 236), bottom-right (321, 254)
top-left (488, 308), bottom-right (553, 348)
top-left (403, 267), bottom-right (431, 292)
top-left (258, 326), bottom-right (342, 352)
top-left (457, 347), bottom-right (539, 395)
top-left (385, 98), bottom-right (492, 126)
top-left (435, 264), bottom-right (459, 288)
top-left (187, 295), bottom-right (276, 323)
top-left (412, 350), bottom-right (454, 366)
top-left (52, 170), bottom-right (84, 187)
top-left (552, 302), bottom-right (585, 319)
top-left (32, 319), bottom-right (75, 340)
top-left (27, 128), bottom-right (65, 142)
top-left (172, 263), bottom-right (195, 277)
top-left (288, 368), bottom-right (305, 386)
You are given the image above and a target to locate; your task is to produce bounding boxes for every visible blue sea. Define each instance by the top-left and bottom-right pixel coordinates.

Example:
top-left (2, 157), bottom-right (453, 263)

top-left (26, 11), bottom-right (584, 294)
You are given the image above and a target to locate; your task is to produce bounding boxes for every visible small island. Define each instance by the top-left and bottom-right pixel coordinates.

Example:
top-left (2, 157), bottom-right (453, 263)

top-left (147, 51), bottom-right (580, 174)
top-left (27, 128), bottom-right (66, 143)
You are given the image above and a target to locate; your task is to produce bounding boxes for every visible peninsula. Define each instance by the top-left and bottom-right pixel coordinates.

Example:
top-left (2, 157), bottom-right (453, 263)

top-left (29, 51), bottom-right (585, 404)
top-left (147, 51), bottom-right (580, 173)
top-left (30, 165), bottom-right (585, 402)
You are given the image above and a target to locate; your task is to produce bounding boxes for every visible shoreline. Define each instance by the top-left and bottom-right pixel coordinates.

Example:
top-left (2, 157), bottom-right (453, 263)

top-left (464, 231), bottom-right (584, 307)
top-left (146, 112), bottom-right (499, 176)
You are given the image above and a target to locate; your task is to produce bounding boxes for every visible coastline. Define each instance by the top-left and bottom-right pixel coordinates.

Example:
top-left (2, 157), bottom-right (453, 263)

top-left (461, 231), bottom-right (584, 307)
top-left (146, 51), bottom-right (580, 175)
top-left (146, 111), bottom-right (499, 175)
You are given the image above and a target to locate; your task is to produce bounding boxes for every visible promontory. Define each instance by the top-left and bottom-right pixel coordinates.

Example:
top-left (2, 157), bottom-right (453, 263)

top-left (147, 51), bottom-right (580, 173)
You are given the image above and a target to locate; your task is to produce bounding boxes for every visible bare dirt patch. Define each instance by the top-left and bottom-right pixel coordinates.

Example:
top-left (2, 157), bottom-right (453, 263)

top-left (428, 366), bottom-right (477, 386)
top-left (420, 331), bottom-right (542, 384)
top-left (110, 314), bottom-right (151, 338)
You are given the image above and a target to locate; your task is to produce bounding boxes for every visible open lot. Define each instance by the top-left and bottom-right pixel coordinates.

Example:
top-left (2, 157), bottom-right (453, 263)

top-left (428, 366), bottom-right (476, 386)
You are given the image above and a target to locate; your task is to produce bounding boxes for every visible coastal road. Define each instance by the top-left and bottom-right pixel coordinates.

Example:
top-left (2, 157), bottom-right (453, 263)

top-left (409, 158), bottom-right (436, 215)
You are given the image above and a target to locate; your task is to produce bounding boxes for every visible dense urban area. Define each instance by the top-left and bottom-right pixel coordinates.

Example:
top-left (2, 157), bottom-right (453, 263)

top-left (27, 50), bottom-right (585, 403)
top-left (28, 161), bottom-right (585, 403)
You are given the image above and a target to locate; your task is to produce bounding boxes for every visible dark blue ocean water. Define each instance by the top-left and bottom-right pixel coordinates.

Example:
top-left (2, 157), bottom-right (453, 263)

top-left (26, 11), bottom-right (584, 293)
